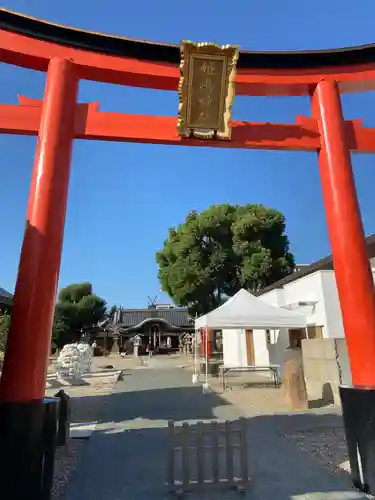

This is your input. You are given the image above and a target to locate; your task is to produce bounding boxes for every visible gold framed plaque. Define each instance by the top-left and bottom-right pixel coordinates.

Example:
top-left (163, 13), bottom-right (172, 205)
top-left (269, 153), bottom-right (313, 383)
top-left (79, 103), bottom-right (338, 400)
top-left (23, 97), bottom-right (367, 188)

top-left (177, 41), bottom-right (239, 140)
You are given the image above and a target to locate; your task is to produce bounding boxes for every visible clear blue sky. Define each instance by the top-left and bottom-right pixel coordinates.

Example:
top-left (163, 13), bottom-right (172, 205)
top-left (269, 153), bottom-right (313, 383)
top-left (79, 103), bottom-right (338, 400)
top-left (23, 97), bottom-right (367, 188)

top-left (2, 0), bottom-right (375, 308)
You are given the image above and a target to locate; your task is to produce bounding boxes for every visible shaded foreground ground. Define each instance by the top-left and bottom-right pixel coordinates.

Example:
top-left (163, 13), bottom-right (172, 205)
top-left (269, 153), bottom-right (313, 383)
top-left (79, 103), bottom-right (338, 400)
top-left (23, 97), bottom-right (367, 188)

top-left (60, 364), bottom-right (365, 500)
top-left (205, 369), bottom-right (350, 478)
top-left (47, 370), bottom-right (118, 500)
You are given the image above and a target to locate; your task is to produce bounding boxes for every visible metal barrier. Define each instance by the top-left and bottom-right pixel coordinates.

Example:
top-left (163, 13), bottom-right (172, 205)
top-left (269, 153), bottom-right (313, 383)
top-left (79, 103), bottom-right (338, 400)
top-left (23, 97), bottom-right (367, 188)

top-left (166, 418), bottom-right (249, 494)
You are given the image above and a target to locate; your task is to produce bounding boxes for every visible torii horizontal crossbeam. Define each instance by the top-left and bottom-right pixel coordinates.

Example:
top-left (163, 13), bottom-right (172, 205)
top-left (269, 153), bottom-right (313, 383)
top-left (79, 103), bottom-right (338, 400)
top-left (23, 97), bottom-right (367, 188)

top-left (1, 96), bottom-right (375, 153)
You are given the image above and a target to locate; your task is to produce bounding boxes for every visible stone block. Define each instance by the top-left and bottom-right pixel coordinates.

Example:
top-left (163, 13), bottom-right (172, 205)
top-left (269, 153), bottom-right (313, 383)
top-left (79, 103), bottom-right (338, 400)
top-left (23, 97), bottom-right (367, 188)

top-left (302, 338), bottom-right (336, 360)
top-left (282, 358), bottom-right (307, 410)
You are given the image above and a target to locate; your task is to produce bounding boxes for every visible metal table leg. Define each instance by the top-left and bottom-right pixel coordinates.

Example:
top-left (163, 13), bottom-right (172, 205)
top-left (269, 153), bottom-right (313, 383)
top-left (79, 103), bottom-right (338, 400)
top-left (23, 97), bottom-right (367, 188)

top-left (271, 369), bottom-right (277, 388)
top-left (220, 369), bottom-right (225, 392)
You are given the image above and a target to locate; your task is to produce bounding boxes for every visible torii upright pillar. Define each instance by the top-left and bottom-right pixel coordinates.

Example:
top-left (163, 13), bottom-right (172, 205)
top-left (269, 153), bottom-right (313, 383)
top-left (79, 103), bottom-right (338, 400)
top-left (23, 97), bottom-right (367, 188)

top-left (313, 80), bottom-right (375, 494)
top-left (0, 58), bottom-right (78, 500)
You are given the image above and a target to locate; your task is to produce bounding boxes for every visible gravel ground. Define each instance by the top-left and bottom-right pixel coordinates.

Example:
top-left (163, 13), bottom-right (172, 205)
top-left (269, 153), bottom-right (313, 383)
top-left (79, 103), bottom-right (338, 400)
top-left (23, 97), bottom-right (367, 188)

top-left (280, 426), bottom-right (349, 478)
top-left (190, 363), bottom-right (352, 482)
top-left (48, 353), bottom-right (138, 499)
top-left (53, 440), bottom-right (85, 500)
top-left (50, 356), bottom-right (361, 499)
top-left (63, 367), bottom-right (365, 500)
top-left (49, 376), bottom-right (118, 500)
top-left (202, 370), bottom-right (293, 416)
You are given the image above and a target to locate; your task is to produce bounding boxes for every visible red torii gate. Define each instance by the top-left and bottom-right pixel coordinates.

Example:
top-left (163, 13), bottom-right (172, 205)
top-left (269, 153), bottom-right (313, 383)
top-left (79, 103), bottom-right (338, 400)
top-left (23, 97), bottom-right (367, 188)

top-left (1, 8), bottom-right (375, 497)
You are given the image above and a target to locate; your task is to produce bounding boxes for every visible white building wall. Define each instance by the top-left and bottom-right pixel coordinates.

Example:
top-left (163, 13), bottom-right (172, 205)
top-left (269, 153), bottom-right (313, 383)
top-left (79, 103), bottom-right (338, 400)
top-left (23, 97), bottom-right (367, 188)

top-left (253, 330), bottom-right (270, 366)
top-left (223, 328), bottom-right (270, 367)
top-left (258, 289), bottom-right (283, 307)
top-left (222, 329), bottom-right (247, 366)
top-left (296, 269), bottom-right (375, 339)
top-left (282, 272), bottom-right (327, 328)
top-left (265, 329), bottom-right (289, 374)
top-left (224, 267), bottom-right (375, 369)
top-left (258, 270), bottom-right (357, 339)
top-left (320, 271), bottom-right (345, 338)
top-left (254, 290), bottom-right (283, 368)
top-left (255, 272), bottom-right (331, 372)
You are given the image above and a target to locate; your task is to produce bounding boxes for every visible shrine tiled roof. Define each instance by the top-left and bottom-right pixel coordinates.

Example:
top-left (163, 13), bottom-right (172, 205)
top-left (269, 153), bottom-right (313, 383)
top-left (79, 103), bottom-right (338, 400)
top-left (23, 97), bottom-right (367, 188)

top-left (117, 308), bottom-right (193, 328)
top-left (0, 286), bottom-right (12, 305)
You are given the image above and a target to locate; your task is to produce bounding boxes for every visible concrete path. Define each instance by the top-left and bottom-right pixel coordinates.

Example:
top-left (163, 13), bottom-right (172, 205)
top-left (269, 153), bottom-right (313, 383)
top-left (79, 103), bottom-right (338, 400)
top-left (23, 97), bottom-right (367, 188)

top-left (63, 366), bottom-right (366, 500)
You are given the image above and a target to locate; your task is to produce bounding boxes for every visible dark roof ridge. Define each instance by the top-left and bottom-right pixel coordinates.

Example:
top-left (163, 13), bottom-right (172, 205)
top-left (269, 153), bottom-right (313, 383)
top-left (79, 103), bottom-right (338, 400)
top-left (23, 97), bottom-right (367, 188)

top-left (256, 233), bottom-right (375, 296)
top-left (3, 9), bottom-right (375, 70)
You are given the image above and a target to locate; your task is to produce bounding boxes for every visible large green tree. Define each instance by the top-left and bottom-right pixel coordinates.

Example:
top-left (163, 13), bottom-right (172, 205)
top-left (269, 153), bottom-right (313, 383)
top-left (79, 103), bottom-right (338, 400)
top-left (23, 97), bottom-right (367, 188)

top-left (156, 204), bottom-right (295, 315)
top-left (52, 283), bottom-right (107, 348)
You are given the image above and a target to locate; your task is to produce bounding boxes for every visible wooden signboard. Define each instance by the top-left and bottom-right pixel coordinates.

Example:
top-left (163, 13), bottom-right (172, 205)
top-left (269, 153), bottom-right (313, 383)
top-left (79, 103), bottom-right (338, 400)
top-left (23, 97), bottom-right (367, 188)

top-left (177, 41), bottom-right (239, 140)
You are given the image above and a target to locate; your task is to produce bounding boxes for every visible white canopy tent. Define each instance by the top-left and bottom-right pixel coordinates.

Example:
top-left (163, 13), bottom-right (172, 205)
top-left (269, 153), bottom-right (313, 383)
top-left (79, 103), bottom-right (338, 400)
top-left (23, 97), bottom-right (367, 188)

top-left (195, 288), bottom-right (307, 330)
top-left (193, 289), bottom-right (307, 389)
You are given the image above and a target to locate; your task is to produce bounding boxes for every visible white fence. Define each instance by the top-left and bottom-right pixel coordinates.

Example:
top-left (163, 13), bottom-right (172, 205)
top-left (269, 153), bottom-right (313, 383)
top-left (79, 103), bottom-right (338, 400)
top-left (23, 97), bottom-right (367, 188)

top-left (166, 419), bottom-right (249, 494)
